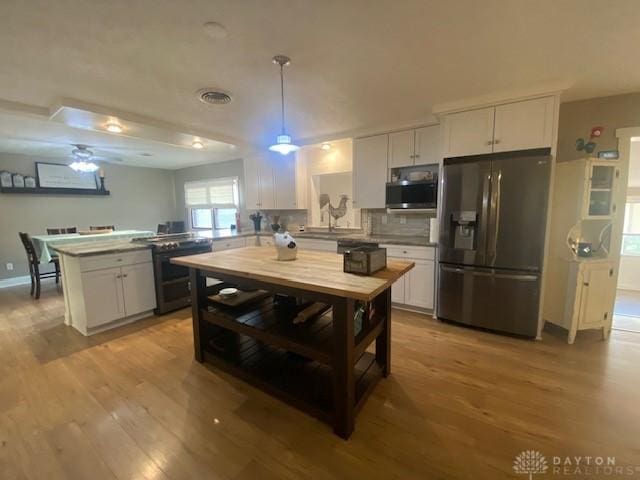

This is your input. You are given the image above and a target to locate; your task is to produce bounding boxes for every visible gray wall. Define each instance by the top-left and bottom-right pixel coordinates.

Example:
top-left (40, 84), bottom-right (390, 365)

top-left (557, 91), bottom-right (640, 161)
top-left (0, 153), bottom-right (177, 280)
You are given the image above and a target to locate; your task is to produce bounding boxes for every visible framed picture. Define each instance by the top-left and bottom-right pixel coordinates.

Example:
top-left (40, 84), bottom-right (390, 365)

top-left (36, 162), bottom-right (98, 190)
top-left (0, 170), bottom-right (12, 188)
top-left (24, 176), bottom-right (36, 188)
top-left (12, 174), bottom-right (24, 188)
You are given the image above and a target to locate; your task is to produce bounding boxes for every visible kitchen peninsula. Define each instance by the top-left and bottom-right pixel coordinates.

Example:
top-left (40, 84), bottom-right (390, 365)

top-left (52, 240), bottom-right (156, 335)
top-left (172, 245), bottom-right (413, 438)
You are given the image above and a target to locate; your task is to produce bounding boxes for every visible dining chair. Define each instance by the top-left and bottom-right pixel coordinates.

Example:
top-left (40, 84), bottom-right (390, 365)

top-left (89, 225), bottom-right (115, 231)
top-left (46, 227), bottom-right (78, 235)
top-left (157, 223), bottom-right (169, 234)
top-left (18, 232), bottom-right (59, 299)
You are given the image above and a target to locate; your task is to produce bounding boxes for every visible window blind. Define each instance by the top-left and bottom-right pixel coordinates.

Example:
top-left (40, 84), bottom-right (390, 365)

top-left (185, 177), bottom-right (238, 208)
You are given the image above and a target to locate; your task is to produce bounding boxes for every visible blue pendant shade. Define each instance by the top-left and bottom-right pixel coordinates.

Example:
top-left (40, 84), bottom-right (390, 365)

top-left (270, 55), bottom-right (299, 155)
top-left (269, 134), bottom-right (300, 155)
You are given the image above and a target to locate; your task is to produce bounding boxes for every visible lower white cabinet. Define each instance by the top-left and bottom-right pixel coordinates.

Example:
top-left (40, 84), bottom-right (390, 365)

top-left (60, 249), bottom-right (157, 335)
top-left (546, 260), bottom-right (616, 344)
top-left (383, 245), bottom-right (435, 311)
top-left (82, 267), bottom-right (126, 328)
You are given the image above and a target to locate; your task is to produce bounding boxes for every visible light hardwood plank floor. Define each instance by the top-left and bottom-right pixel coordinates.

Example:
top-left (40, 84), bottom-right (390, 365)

top-left (1, 282), bottom-right (639, 479)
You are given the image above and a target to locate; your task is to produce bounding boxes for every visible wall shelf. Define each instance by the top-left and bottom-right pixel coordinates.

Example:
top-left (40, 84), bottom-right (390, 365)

top-left (0, 187), bottom-right (110, 196)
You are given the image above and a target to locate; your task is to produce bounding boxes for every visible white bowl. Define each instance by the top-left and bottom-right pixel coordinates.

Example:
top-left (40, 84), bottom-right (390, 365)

top-left (219, 287), bottom-right (239, 298)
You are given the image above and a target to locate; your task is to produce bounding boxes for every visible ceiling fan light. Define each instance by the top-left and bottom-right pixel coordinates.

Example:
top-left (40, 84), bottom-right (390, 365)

top-left (192, 140), bottom-right (204, 149)
top-left (269, 134), bottom-right (299, 155)
top-left (69, 161), bottom-right (99, 173)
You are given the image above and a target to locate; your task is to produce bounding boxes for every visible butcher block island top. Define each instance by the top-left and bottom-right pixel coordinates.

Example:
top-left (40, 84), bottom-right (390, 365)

top-left (172, 245), bottom-right (414, 439)
top-left (171, 245), bottom-right (414, 301)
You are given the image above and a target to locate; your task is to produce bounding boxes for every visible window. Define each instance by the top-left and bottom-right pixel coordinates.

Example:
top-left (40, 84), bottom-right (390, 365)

top-left (185, 177), bottom-right (239, 230)
top-left (622, 201), bottom-right (640, 255)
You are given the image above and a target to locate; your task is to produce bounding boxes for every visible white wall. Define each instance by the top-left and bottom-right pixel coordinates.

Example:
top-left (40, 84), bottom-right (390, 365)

top-left (0, 153), bottom-right (176, 280)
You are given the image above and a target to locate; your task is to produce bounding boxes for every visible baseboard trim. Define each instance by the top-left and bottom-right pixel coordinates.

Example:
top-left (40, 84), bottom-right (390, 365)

top-left (0, 275), bottom-right (31, 289)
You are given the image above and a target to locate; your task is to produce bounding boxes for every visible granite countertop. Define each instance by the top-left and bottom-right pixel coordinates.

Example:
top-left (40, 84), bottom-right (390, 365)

top-left (50, 240), bottom-right (151, 257)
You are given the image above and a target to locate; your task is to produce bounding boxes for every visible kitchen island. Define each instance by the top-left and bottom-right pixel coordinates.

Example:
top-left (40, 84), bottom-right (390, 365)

top-left (52, 240), bottom-right (156, 335)
top-left (172, 245), bottom-right (413, 438)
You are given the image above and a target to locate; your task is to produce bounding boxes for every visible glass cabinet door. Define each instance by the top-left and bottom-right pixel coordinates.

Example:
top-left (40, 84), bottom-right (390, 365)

top-left (586, 164), bottom-right (616, 217)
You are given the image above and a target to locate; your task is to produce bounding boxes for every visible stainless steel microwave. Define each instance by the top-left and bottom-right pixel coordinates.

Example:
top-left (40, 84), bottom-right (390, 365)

top-left (385, 180), bottom-right (438, 210)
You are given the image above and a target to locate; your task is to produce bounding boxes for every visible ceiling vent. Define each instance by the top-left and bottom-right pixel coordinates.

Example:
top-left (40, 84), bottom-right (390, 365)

top-left (197, 89), bottom-right (232, 105)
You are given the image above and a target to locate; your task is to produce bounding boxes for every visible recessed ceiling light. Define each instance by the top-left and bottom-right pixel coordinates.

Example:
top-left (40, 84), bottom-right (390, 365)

top-left (321, 143), bottom-right (331, 150)
top-left (192, 140), bottom-right (204, 149)
top-left (105, 122), bottom-right (123, 133)
top-left (203, 21), bottom-right (228, 39)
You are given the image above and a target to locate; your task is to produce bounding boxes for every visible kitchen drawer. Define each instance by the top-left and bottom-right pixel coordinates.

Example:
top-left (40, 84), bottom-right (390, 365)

top-left (79, 249), bottom-right (152, 273)
top-left (213, 237), bottom-right (247, 251)
top-left (381, 245), bottom-right (434, 260)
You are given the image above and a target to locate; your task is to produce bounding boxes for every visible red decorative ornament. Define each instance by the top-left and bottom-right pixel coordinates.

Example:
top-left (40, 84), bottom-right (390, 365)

top-left (590, 126), bottom-right (603, 138)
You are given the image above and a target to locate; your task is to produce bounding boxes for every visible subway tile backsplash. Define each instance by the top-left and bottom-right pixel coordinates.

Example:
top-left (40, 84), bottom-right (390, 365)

top-left (364, 209), bottom-right (433, 237)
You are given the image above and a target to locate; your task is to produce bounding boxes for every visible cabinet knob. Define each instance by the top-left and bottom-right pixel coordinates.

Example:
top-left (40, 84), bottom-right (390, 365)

top-left (415, 154), bottom-right (420, 158)
top-left (486, 140), bottom-right (493, 146)
top-left (494, 139), bottom-right (500, 145)
top-left (122, 274), bottom-right (128, 278)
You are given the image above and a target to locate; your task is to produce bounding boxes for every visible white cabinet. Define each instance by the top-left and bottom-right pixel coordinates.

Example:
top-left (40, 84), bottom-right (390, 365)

top-left (442, 107), bottom-right (495, 158)
top-left (441, 97), bottom-right (556, 157)
top-left (493, 97), bottom-right (554, 153)
top-left (121, 262), bottom-right (157, 316)
top-left (389, 258), bottom-right (406, 303)
top-left (414, 125), bottom-right (441, 165)
top-left (389, 130), bottom-right (415, 168)
top-left (405, 260), bottom-right (435, 309)
top-left (60, 249), bottom-right (156, 335)
top-left (546, 260), bottom-right (615, 344)
top-left (244, 153), bottom-right (304, 210)
top-left (389, 125), bottom-right (440, 168)
top-left (353, 134), bottom-right (388, 209)
top-left (382, 245), bottom-right (435, 310)
top-left (243, 155), bottom-right (262, 210)
top-left (82, 267), bottom-right (125, 328)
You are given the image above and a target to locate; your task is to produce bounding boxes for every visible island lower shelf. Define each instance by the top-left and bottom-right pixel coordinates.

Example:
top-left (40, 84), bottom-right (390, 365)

top-left (203, 329), bottom-right (382, 423)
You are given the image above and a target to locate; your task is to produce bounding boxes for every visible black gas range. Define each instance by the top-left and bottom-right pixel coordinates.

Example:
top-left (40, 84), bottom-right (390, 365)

top-left (132, 233), bottom-right (212, 314)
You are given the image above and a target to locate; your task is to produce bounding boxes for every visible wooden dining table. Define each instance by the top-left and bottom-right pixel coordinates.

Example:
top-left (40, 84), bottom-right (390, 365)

top-left (30, 230), bottom-right (154, 263)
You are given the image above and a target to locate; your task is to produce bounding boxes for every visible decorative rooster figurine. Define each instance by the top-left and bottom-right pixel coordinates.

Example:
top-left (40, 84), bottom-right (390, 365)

top-left (319, 194), bottom-right (349, 230)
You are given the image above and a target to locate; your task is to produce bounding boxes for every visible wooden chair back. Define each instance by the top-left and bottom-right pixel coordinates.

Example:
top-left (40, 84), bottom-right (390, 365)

top-left (18, 232), bottom-right (38, 265)
top-left (89, 225), bottom-right (115, 231)
top-left (167, 221), bottom-right (185, 234)
top-left (46, 227), bottom-right (77, 235)
top-left (157, 223), bottom-right (169, 234)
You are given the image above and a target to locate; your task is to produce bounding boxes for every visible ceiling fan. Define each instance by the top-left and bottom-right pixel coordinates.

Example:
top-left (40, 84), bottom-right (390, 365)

top-left (69, 144), bottom-right (100, 173)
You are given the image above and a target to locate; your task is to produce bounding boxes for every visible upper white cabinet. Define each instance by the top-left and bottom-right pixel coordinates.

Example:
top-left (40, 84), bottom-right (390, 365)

top-left (389, 130), bottom-right (415, 168)
top-left (441, 96), bottom-right (556, 158)
top-left (389, 125), bottom-right (440, 168)
top-left (244, 153), bottom-right (305, 210)
top-left (353, 134), bottom-right (388, 209)
top-left (414, 126), bottom-right (441, 165)
top-left (493, 97), bottom-right (555, 153)
top-left (442, 107), bottom-right (495, 158)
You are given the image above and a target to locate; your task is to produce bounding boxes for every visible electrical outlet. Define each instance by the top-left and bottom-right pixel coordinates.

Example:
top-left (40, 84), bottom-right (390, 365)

top-left (400, 215), bottom-right (407, 225)
top-left (6, 262), bottom-right (13, 271)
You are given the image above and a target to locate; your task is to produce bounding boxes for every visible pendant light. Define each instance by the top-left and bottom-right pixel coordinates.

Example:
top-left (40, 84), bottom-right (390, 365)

top-left (269, 55), bottom-right (299, 155)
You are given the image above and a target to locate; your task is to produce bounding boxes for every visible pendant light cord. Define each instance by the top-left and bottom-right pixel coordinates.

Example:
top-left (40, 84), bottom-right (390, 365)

top-left (280, 63), bottom-right (286, 135)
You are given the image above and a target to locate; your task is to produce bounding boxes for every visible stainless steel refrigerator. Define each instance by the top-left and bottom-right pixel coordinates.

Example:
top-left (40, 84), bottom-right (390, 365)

top-left (437, 148), bottom-right (551, 337)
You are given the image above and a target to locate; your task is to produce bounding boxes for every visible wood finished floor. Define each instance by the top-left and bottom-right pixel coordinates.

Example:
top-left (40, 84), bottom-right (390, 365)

top-left (1, 282), bottom-right (639, 479)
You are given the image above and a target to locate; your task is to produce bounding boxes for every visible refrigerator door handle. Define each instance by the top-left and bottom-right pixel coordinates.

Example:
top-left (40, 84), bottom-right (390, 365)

top-left (441, 266), bottom-right (465, 274)
top-left (487, 168), bottom-right (502, 265)
top-left (470, 270), bottom-right (538, 281)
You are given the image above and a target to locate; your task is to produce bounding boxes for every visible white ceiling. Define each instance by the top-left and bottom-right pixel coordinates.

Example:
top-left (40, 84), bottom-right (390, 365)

top-left (1, 0), bottom-right (640, 169)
